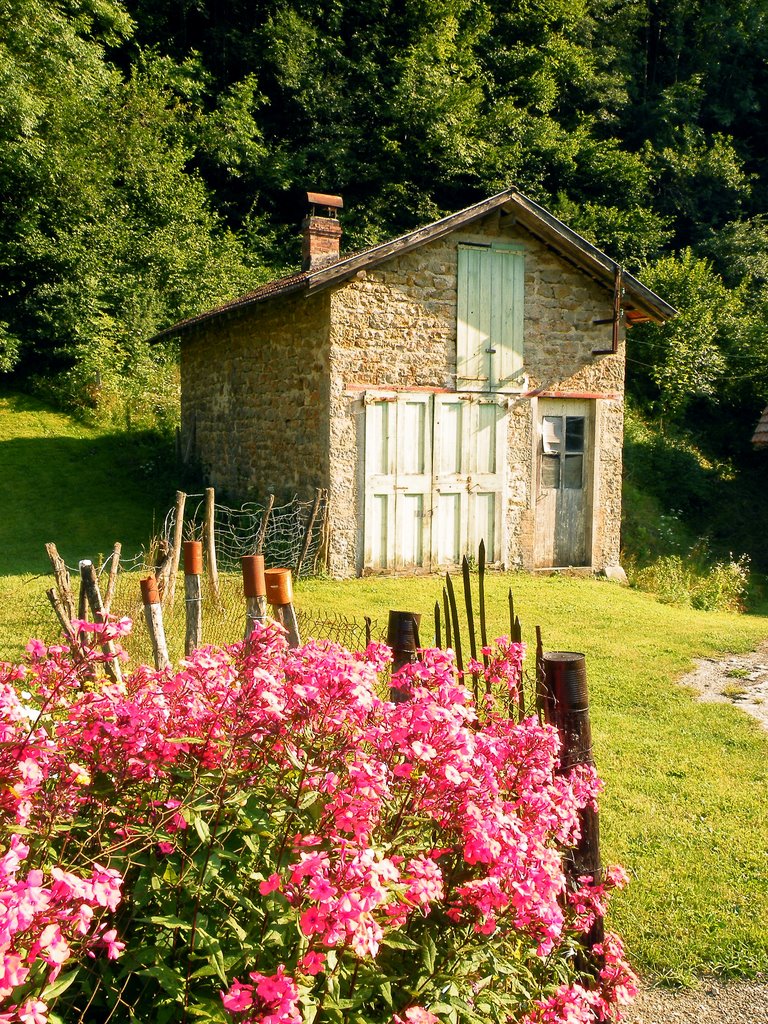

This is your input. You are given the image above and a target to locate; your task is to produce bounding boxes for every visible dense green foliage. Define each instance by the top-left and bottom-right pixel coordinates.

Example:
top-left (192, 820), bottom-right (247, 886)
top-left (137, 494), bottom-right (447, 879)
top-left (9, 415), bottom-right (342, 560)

top-left (2, 0), bottom-right (768, 562)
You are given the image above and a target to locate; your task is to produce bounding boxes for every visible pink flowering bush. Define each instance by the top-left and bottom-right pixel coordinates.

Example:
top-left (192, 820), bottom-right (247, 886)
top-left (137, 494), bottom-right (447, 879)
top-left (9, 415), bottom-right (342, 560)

top-left (0, 620), bottom-right (636, 1023)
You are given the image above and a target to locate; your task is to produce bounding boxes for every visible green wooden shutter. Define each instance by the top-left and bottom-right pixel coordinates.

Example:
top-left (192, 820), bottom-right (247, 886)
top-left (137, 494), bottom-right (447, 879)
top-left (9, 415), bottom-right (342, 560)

top-left (457, 246), bottom-right (488, 387)
top-left (457, 245), bottom-right (524, 391)
top-left (494, 246), bottom-right (524, 387)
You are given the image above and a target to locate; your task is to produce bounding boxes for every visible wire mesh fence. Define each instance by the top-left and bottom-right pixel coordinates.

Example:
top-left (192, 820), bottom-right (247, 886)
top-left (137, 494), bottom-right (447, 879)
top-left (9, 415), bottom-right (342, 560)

top-left (2, 571), bottom-right (383, 667)
top-left (163, 490), bottom-right (329, 576)
top-left (3, 568), bottom-right (540, 721)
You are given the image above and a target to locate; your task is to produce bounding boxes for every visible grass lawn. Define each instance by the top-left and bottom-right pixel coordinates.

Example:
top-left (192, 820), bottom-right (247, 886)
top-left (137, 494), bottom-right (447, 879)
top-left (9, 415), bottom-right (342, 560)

top-left (0, 390), bottom-right (175, 575)
top-left (2, 389), bottom-right (768, 985)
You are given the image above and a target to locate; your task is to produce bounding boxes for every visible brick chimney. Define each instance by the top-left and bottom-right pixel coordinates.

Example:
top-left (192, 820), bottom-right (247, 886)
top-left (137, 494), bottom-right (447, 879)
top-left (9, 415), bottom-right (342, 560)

top-left (302, 192), bottom-right (343, 271)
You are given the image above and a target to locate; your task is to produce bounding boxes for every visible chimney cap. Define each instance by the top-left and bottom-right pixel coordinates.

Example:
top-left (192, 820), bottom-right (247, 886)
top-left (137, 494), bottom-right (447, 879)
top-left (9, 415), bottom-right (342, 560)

top-left (306, 191), bottom-right (344, 210)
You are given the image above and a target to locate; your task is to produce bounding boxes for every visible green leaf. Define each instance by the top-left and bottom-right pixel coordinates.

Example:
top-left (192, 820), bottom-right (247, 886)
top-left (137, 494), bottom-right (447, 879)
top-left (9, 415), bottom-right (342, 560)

top-left (422, 931), bottom-right (437, 974)
top-left (139, 964), bottom-right (185, 997)
top-left (42, 972), bottom-right (78, 1001)
top-left (146, 914), bottom-right (192, 931)
top-left (193, 816), bottom-right (211, 843)
top-left (381, 933), bottom-right (420, 951)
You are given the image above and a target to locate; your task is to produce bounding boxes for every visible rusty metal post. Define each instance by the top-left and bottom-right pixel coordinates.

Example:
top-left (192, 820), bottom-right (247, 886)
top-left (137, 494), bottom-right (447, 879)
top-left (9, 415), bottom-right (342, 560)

top-left (541, 651), bottom-right (603, 945)
top-left (265, 568), bottom-right (301, 648)
top-left (387, 610), bottom-right (421, 702)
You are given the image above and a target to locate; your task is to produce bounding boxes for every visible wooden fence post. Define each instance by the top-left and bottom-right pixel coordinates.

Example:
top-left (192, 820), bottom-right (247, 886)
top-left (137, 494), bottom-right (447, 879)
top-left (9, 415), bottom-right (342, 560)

top-left (164, 491), bottom-right (187, 608)
top-left (141, 575), bottom-right (171, 671)
top-left (242, 554), bottom-right (267, 639)
top-left (541, 651), bottom-right (603, 945)
top-left (45, 542), bottom-right (75, 622)
top-left (79, 560), bottom-right (122, 683)
top-left (295, 488), bottom-right (323, 579)
top-left (256, 494), bottom-right (275, 555)
top-left (183, 541), bottom-right (203, 656)
top-left (103, 542), bottom-right (122, 615)
top-left (264, 568), bottom-right (301, 648)
top-left (387, 610), bottom-right (421, 702)
top-left (204, 487), bottom-right (220, 605)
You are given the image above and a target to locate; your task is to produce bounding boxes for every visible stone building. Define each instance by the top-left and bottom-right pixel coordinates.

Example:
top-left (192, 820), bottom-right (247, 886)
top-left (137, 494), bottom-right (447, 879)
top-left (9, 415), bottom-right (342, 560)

top-left (159, 188), bottom-right (675, 577)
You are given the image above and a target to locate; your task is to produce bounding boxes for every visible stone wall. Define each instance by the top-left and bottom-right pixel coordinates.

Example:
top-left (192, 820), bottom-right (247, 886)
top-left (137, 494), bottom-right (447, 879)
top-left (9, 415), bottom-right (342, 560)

top-left (180, 291), bottom-right (332, 501)
top-left (326, 209), bottom-right (625, 575)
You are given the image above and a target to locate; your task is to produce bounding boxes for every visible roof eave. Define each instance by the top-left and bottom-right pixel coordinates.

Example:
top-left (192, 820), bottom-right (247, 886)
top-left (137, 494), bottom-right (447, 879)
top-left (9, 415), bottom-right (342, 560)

top-left (151, 185), bottom-right (676, 339)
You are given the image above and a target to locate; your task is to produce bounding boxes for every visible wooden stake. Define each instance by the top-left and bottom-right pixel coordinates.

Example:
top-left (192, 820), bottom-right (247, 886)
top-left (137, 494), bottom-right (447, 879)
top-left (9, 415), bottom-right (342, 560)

top-left (46, 588), bottom-right (94, 676)
top-left (77, 576), bottom-right (87, 622)
top-left (141, 576), bottom-right (171, 671)
top-left (203, 488), bottom-right (220, 605)
top-left (242, 554), bottom-right (267, 640)
top-left (314, 494), bottom-right (331, 574)
top-left (256, 494), bottom-right (275, 554)
top-left (183, 541), bottom-right (203, 656)
top-left (164, 491), bottom-right (187, 608)
top-left (46, 587), bottom-right (78, 645)
top-left (103, 542), bottom-right (122, 615)
top-left (462, 556), bottom-right (478, 700)
top-left (295, 488), bottom-right (322, 579)
top-left (79, 561), bottom-right (122, 682)
top-left (445, 573), bottom-right (463, 676)
top-left (264, 568), bottom-right (300, 648)
top-left (478, 540), bottom-right (489, 668)
top-left (45, 543), bottom-right (75, 622)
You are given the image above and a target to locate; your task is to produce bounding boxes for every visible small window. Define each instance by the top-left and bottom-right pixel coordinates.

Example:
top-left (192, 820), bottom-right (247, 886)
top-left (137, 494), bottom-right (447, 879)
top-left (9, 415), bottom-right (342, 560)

top-left (541, 415), bottom-right (586, 490)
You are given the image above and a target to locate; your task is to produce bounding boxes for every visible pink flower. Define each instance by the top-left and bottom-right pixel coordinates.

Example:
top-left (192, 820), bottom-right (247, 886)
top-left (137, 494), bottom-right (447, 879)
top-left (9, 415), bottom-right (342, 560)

top-left (99, 928), bottom-right (125, 959)
top-left (299, 907), bottom-right (327, 936)
top-left (18, 1000), bottom-right (48, 1024)
top-left (259, 873), bottom-right (282, 895)
top-left (404, 1008), bottom-right (440, 1024)
top-left (297, 951), bottom-right (325, 976)
top-left (221, 979), bottom-right (254, 1012)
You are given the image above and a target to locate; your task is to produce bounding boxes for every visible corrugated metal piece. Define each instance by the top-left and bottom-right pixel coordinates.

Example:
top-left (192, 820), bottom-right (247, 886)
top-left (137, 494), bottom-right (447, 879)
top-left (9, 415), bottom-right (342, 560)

top-left (306, 192), bottom-right (344, 209)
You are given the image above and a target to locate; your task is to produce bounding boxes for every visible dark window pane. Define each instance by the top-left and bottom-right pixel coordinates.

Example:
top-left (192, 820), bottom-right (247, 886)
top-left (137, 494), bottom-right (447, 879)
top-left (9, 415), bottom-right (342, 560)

top-left (565, 417), bottom-right (585, 453)
top-left (541, 454), bottom-right (560, 488)
top-left (564, 454), bottom-right (583, 489)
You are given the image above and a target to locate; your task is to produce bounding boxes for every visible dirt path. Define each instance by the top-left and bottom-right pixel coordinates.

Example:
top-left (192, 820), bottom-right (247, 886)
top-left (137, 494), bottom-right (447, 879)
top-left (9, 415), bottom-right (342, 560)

top-left (623, 978), bottom-right (768, 1023)
top-left (621, 643), bottom-right (768, 1022)
top-left (679, 638), bottom-right (768, 731)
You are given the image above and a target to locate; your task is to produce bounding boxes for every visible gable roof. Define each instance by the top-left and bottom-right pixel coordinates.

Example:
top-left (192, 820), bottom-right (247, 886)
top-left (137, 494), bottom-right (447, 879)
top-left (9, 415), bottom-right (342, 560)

top-left (753, 406), bottom-right (768, 448)
top-left (153, 186), bottom-right (677, 340)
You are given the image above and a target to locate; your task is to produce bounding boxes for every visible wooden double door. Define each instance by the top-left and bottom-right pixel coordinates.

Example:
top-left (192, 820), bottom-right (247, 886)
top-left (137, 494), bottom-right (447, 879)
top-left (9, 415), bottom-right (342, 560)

top-left (364, 393), bottom-right (507, 571)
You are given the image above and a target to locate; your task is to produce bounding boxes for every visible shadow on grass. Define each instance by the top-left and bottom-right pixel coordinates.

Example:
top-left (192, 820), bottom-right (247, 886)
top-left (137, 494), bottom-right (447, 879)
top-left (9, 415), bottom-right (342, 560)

top-left (0, 432), bottom-right (175, 574)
